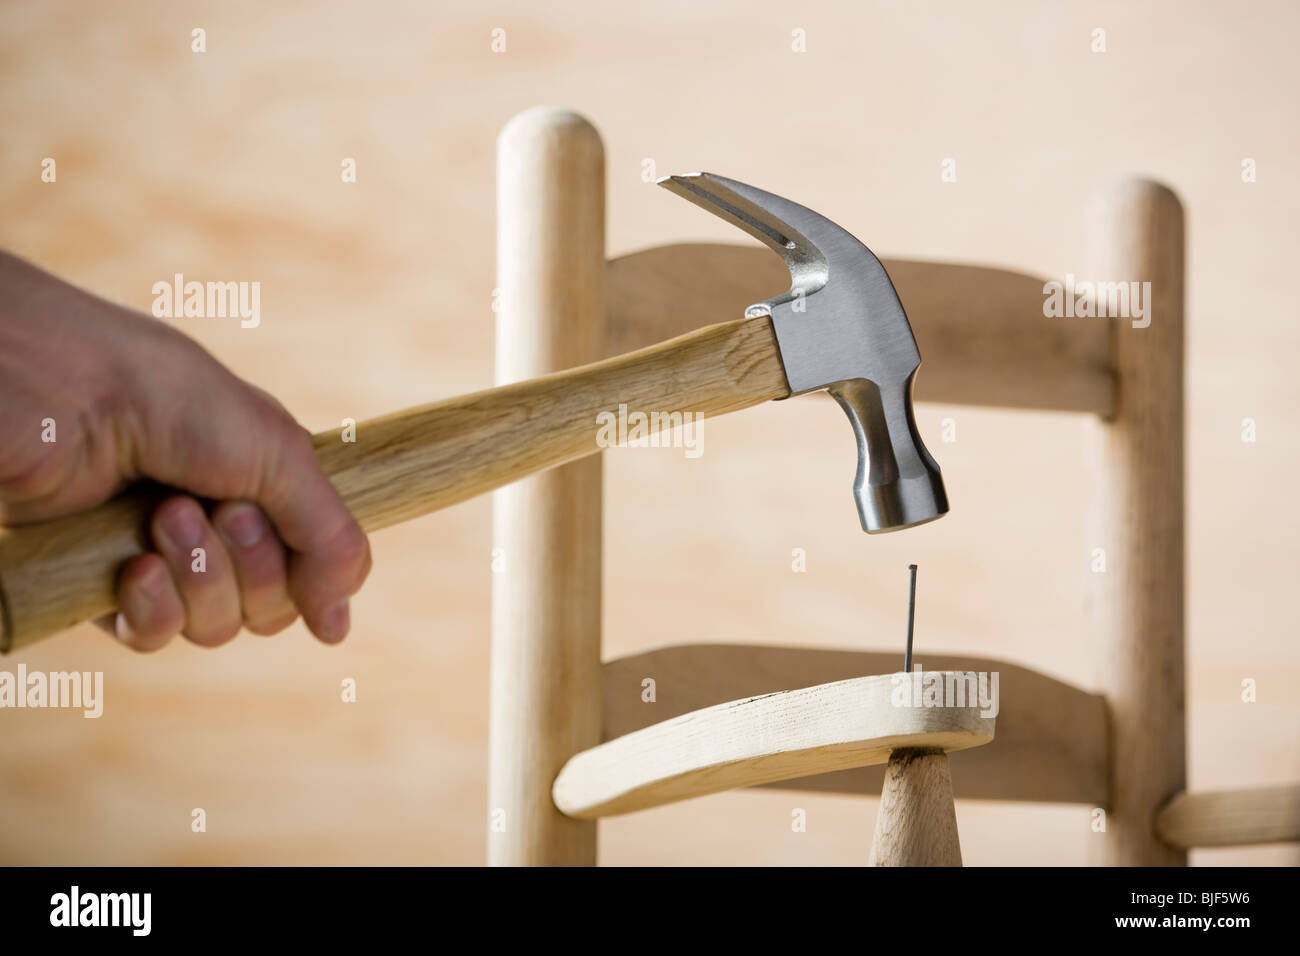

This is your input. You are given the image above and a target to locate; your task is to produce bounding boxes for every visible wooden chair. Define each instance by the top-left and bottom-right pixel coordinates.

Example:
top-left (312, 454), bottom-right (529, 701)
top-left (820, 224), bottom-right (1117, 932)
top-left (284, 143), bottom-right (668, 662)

top-left (486, 106), bottom-right (1299, 866)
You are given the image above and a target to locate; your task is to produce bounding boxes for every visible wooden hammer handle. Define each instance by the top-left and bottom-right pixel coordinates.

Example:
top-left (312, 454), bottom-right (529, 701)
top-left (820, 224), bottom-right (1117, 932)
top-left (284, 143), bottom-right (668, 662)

top-left (0, 316), bottom-right (789, 652)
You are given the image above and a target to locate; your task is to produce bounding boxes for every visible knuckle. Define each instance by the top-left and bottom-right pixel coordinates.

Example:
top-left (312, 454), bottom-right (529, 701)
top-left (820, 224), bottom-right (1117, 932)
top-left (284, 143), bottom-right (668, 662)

top-left (157, 492), bottom-right (202, 525)
top-left (185, 619), bottom-right (242, 648)
top-left (274, 412), bottom-right (315, 461)
top-left (146, 602), bottom-right (186, 636)
top-left (118, 601), bottom-right (176, 643)
top-left (247, 612), bottom-right (299, 637)
top-left (330, 521), bottom-right (371, 586)
top-left (131, 621), bottom-right (180, 652)
top-left (230, 545), bottom-right (283, 590)
top-left (0, 447), bottom-right (73, 502)
top-left (262, 414), bottom-right (318, 494)
top-left (244, 394), bottom-right (310, 473)
top-left (248, 384), bottom-right (292, 419)
top-left (128, 636), bottom-right (174, 654)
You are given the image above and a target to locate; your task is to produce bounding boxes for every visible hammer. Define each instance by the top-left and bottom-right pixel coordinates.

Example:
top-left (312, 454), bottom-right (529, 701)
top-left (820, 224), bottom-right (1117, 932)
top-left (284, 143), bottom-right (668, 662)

top-left (0, 173), bottom-right (947, 652)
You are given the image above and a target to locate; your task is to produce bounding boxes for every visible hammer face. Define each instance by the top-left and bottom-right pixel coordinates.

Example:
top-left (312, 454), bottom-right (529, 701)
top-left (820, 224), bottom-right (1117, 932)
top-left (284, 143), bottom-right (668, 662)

top-left (770, 269), bottom-right (949, 532)
top-left (829, 377), bottom-right (949, 533)
top-left (659, 172), bottom-right (949, 533)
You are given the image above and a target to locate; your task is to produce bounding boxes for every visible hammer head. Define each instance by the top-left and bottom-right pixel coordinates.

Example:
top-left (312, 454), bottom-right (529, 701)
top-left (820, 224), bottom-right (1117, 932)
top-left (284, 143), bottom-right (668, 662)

top-left (659, 173), bottom-right (948, 533)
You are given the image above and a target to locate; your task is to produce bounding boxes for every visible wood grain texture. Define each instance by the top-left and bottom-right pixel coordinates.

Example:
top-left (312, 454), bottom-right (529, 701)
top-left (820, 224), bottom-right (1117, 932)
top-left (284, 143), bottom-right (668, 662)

top-left (1155, 786), bottom-right (1300, 848)
top-left (602, 643), bottom-right (1109, 805)
top-left (553, 673), bottom-right (994, 819)
top-left (1086, 179), bottom-right (1187, 866)
top-left (487, 106), bottom-right (604, 866)
top-left (868, 749), bottom-right (963, 866)
top-left (608, 243), bottom-right (1116, 414)
top-left (0, 313), bottom-right (788, 653)
top-left (0, 243), bottom-right (1102, 653)
top-left (0, 1), bottom-right (1292, 870)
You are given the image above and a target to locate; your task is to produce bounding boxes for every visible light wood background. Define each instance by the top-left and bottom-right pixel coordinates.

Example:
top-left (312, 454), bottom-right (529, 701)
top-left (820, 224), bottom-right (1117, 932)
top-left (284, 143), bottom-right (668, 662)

top-left (1, 0), bottom-right (1295, 865)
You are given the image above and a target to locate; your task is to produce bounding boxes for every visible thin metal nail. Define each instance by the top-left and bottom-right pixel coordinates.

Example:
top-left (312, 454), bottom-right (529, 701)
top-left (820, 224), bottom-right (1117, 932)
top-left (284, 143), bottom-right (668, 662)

top-left (904, 564), bottom-right (918, 673)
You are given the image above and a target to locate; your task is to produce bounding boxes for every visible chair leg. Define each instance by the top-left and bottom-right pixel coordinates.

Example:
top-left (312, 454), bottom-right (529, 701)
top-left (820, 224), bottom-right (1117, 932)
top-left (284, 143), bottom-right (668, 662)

top-left (868, 748), bottom-right (963, 866)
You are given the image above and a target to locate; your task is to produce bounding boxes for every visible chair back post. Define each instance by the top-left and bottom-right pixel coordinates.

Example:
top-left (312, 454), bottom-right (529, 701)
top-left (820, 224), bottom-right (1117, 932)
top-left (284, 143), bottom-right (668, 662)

top-left (488, 107), bottom-right (606, 866)
top-left (1086, 179), bottom-right (1188, 865)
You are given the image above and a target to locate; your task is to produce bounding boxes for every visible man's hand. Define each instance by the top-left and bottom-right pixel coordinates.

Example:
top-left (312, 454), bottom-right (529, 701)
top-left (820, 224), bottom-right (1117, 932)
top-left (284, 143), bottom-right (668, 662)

top-left (0, 252), bottom-right (371, 651)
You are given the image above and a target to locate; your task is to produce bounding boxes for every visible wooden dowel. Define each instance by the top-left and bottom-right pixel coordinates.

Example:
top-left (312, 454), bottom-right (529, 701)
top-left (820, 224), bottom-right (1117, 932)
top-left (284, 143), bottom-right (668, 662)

top-left (868, 748), bottom-right (963, 866)
top-left (487, 106), bottom-right (605, 866)
top-left (1156, 785), bottom-right (1300, 848)
top-left (1086, 179), bottom-right (1187, 865)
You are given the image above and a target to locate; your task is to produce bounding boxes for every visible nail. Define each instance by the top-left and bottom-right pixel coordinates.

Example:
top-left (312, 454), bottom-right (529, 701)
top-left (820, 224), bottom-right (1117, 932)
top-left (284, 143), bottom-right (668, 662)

top-left (159, 499), bottom-right (204, 551)
top-left (321, 599), bottom-right (350, 642)
top-left (113, 611), bottom-right (135, 644)
top-left (904, 563), bottom-right (917, 674)
top-left (138, 560), bottom-right (168, 599)
top-left (221, 504), bottom-right (266, 549)
top-left (119, 566), bottom-right (163, 635)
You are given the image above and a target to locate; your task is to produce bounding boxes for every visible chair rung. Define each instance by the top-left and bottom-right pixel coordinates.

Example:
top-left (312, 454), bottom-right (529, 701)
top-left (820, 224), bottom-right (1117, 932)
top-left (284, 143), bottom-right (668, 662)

top-left (1156, 785), bottom-right (1300, 848)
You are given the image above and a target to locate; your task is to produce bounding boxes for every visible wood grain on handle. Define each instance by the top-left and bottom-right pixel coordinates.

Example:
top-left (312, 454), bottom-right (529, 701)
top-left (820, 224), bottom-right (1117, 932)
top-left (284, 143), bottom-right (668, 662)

top-left (0, 315), bottom-right (788, 652)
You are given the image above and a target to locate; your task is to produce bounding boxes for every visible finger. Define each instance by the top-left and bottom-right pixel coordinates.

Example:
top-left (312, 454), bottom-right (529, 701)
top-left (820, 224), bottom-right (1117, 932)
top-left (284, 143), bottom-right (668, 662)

top-left (151, 495), bottom-right (243, 648)
top-left (110, 552), bottom-right (185, 652)
top-left (115, 355), bottom-right (370, 644)
top-left (255, 428), bottom-right (370, 644)
top-left (211, 500), bottom-right (298, 635)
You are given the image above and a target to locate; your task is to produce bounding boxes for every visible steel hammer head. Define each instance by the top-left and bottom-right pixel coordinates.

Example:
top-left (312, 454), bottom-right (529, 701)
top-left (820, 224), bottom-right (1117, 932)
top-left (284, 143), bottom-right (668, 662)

top-left (659, 173), bottom-right (948, 533)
